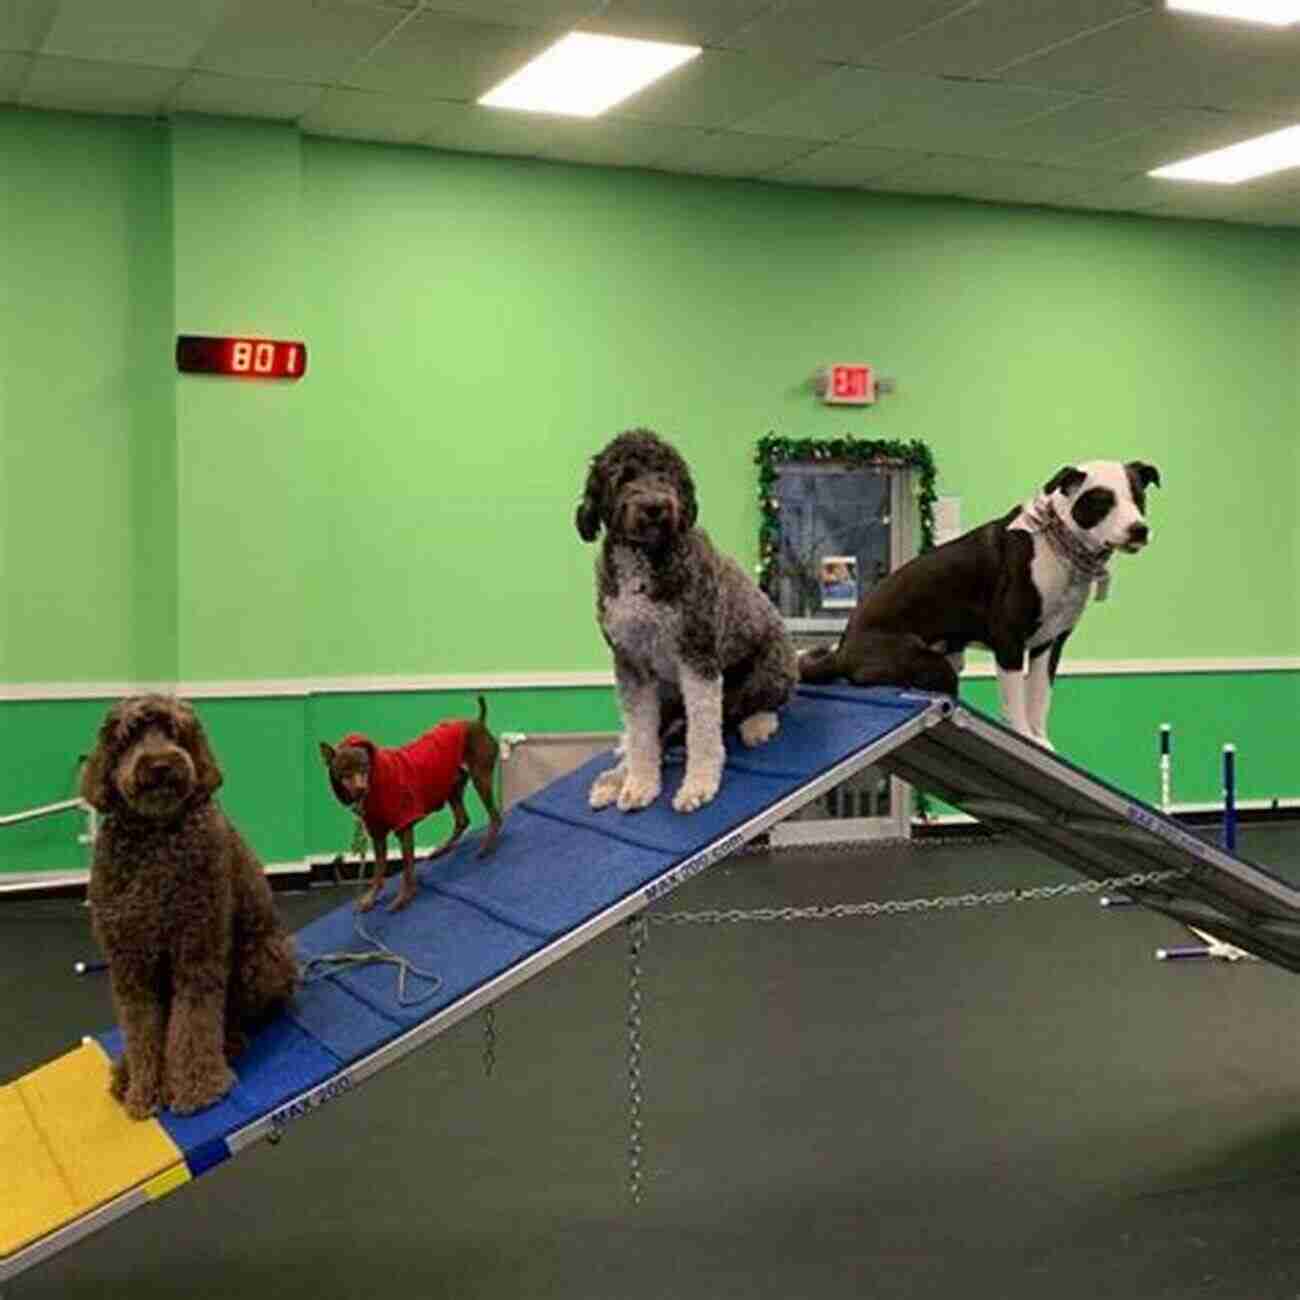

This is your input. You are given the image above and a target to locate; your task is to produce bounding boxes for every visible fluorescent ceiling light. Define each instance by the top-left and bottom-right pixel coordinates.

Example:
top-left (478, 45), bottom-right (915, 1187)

top-left (478, 32), bottom-right (700, 118)
top-left (1167, 0), bottom-right (1300, 24)
top-left (1149, 123), bottom-right (1300, 182)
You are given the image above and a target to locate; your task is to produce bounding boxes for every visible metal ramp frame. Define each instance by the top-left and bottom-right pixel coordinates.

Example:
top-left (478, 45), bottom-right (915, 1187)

top-left (874, 694), bottom-right (1300, 974)
top-left (6, 683), bottom-right (1300, 1285)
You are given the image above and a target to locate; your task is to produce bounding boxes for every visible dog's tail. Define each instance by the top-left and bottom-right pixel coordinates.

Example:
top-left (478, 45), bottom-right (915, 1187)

top-left (802, 633), bottom-right (958, 696)
top-left (477, 694), bottom-right (488, 724)
top-left (853, 634), bottom-right (959, 696)
top-left (797, 645), bottom-right (842, 684)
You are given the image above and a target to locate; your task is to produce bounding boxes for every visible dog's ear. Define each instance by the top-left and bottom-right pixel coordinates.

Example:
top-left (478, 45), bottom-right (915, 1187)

top-left (319, 741), bottom-right (336, 767)
top-left (678, 463), bottom-right (698, 531)
top-left (663, 442), bottom-right (698, 531)
top-left (79, 703), bottom-right (125, 811)
top-left (575, 458), bottom-right (605, 542)
top-left (1127, 461), bottom-right (1161, 490)
top-left (178, 703), bottom-right (223, 797)
top-left (1042, 466), bottom-right (1087, 496)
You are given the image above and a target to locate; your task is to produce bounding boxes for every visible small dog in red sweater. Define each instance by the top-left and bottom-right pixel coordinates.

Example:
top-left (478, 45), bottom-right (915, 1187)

top-left (320, 695), bottom-right (503, 913)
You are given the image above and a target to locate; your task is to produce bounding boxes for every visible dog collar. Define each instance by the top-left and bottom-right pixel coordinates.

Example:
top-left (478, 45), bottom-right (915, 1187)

top-left (1010, 494), bottom-right (1113, 601)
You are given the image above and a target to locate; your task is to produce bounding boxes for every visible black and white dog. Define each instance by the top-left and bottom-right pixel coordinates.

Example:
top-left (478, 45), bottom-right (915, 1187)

top-left (576, 429), bottom-right (799, 813)
top-left (799, 461), bottom-right (1160, 749)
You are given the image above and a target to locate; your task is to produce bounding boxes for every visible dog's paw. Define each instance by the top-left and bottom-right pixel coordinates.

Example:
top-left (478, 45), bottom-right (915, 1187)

top-left (224, 1029), bottom-right (250, 1062)
top-left (122, 1082), bottom-right (162, 1120)
top-left (589, 765), bottom-right (626, 809)
top-left (387, 884), bottom-right (419, 913)
top-left (167, 1065), bottom-right (236, 1116)
top-left (738, 711), bottom-right (780, 748)
top-left (109, 1057), bottom-right (131, 1101)
top-left (617, 772), bottom-right (661, 812)
top-left (1031, 734), bottom-right (1055, 753)
top-left (673, 769), bottom-right (721, 813)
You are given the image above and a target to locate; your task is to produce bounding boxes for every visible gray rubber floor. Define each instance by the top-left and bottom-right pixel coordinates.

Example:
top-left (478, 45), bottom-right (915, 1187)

top-left (7, 825), bottom-right (1300, 1298)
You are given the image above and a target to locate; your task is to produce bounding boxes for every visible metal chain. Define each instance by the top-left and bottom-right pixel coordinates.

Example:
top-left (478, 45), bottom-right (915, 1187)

top-left (650, 867), bottom-right (1187, 927)
top-left (623, 848), bottom-right (1186, 1206)
top-left (482, 1006), bottom-right (497, 1078)
top-left (626, 915), bottom-right (649, 1207)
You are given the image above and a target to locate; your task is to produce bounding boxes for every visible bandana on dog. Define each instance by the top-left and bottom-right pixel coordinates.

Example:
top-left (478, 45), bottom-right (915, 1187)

top-left (1008, 491), bottom-right (1113, 602)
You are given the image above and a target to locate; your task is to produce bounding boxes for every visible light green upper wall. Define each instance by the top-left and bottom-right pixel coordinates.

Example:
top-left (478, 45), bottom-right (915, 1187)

top-left (169, 117), bottom-right (310, 680)
top-left (1, 111), bottom-right (1297, 686)
top-left (301, 140), bottom-right (1299, 672)
top-left (1, 109), bottom-right (172, 683)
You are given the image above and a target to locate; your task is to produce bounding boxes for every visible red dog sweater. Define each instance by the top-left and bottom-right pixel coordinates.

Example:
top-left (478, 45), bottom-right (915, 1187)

top-left (342, 722), bottom-right (471, 837)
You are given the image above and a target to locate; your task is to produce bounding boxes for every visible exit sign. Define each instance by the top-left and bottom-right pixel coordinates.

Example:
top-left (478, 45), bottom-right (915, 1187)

top-left (818, 363), bottom-right (875, 406)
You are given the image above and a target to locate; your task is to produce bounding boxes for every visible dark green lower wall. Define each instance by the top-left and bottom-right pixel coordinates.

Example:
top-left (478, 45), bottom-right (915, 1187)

top-left (0, 673), bottom-right (1293, 876)
top-left (958, 670), bottom-right (1300, 815)
top-left (0, 686), bottom-right (622, 875)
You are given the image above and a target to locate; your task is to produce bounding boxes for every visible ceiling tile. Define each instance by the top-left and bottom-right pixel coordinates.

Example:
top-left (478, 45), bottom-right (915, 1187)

top-left (979, 95), bottom-right (1175, 165)
top-left (415, 0), bottom-right (611, 30)
top-left (729, 66), bottom-right (921, 141)
top-left (1067, 171), bottom-right (1197, 212)
top-left (198, 1), bottom-right (404, 83)
top-left (22, 55), bottom-right (183, 114)
top-left (171, 71), bottom-right (324, 119)
top-left (533, 115), bottom-right (692, 168)
top-left (1143, 183), bottom-right (1300, 223)
top-left (1001, 7), bottom-right (1300, 115)
top-left (667, 129), bottom-right (822, 177)
top-left (866, 0), bottom-right (1149, 78)
top-left (42, 0), bottom-right (231, 70)
top-left (402, 100), bottom-right (557, 156)
top-left (724, 0), bottom-right (977, 64)
top-left (0, 51), bottom-right (33, 97)
top-left (325, 0), bottom-right (422, 9)
top-left (764, 141), bottom-right (928, 187)
top-left (9, 0), bottom-right (1300, 226)
top-left (0, 0), bottom-right (60, 54)
top-left (612, 49), bottom-right (826, 131)
top-left (301, 85), bottom-right (444, 142)
top-left (343, 10), bottom-right (549, 102)
top-left (1073, 107), bottom-right (1291, 173)
top-left (844, 77), bottom-right (1076, 152)
top-left (581, 0), bottom-right (776, 46)
top-left (872, 152), bottom-right (1102, 205)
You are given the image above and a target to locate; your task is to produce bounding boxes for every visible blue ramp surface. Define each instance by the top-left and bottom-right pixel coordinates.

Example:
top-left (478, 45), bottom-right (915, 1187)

top-left (5, 686), bottom-right (938, 1283)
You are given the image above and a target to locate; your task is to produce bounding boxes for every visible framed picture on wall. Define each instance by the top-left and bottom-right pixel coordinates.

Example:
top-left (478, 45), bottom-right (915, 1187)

top-left (818, 554), bottom-right (859, 609)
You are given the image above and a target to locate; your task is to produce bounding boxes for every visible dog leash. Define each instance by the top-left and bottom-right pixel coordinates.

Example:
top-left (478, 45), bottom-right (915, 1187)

top-left (300, 910), bottom-right (443, 1007)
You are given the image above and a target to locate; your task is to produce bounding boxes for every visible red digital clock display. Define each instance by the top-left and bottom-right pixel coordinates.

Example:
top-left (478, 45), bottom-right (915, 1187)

top-left (175, 334), bottom-right (307, 380)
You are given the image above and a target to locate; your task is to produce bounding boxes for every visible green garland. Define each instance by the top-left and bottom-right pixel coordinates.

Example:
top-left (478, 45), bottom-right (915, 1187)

top-left (754, 432), bottom-right (938, 599)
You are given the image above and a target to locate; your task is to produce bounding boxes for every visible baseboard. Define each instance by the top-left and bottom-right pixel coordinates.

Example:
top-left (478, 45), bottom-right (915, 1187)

top-left (4, 657), bottom-right (1300, 703)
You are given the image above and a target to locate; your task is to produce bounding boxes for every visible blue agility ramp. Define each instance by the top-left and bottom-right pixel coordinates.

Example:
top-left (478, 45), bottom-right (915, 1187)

top-left (1, 686), bottom-right (938, 1281)
top-left (8, 685), bottom-right (1300, 1282)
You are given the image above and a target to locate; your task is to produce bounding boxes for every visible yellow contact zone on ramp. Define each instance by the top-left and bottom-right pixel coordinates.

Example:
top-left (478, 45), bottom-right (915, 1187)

top-left (0, 1041), bottom-right (188, 1258)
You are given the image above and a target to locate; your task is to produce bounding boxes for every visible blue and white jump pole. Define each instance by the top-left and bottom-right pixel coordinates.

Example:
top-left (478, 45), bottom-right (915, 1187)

top-left (1101, 722), bottom-right (1173, 909)
top-left (1156, 738), bottom-right (1250, 962)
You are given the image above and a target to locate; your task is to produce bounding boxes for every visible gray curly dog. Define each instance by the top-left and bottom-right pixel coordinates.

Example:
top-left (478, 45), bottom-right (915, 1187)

top-left (575, 428), bottom-right (798, 814)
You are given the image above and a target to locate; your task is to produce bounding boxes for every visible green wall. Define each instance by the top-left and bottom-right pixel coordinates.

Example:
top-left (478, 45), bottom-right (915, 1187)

top-left (1, 110), bottom-right (173, 684)
top-left (1, 108), bottom-right (1297, 875)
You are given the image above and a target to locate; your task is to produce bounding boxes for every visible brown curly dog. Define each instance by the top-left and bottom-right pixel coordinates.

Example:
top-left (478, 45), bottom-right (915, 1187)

top-left (81, 695), bottom-right (298, 1120)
